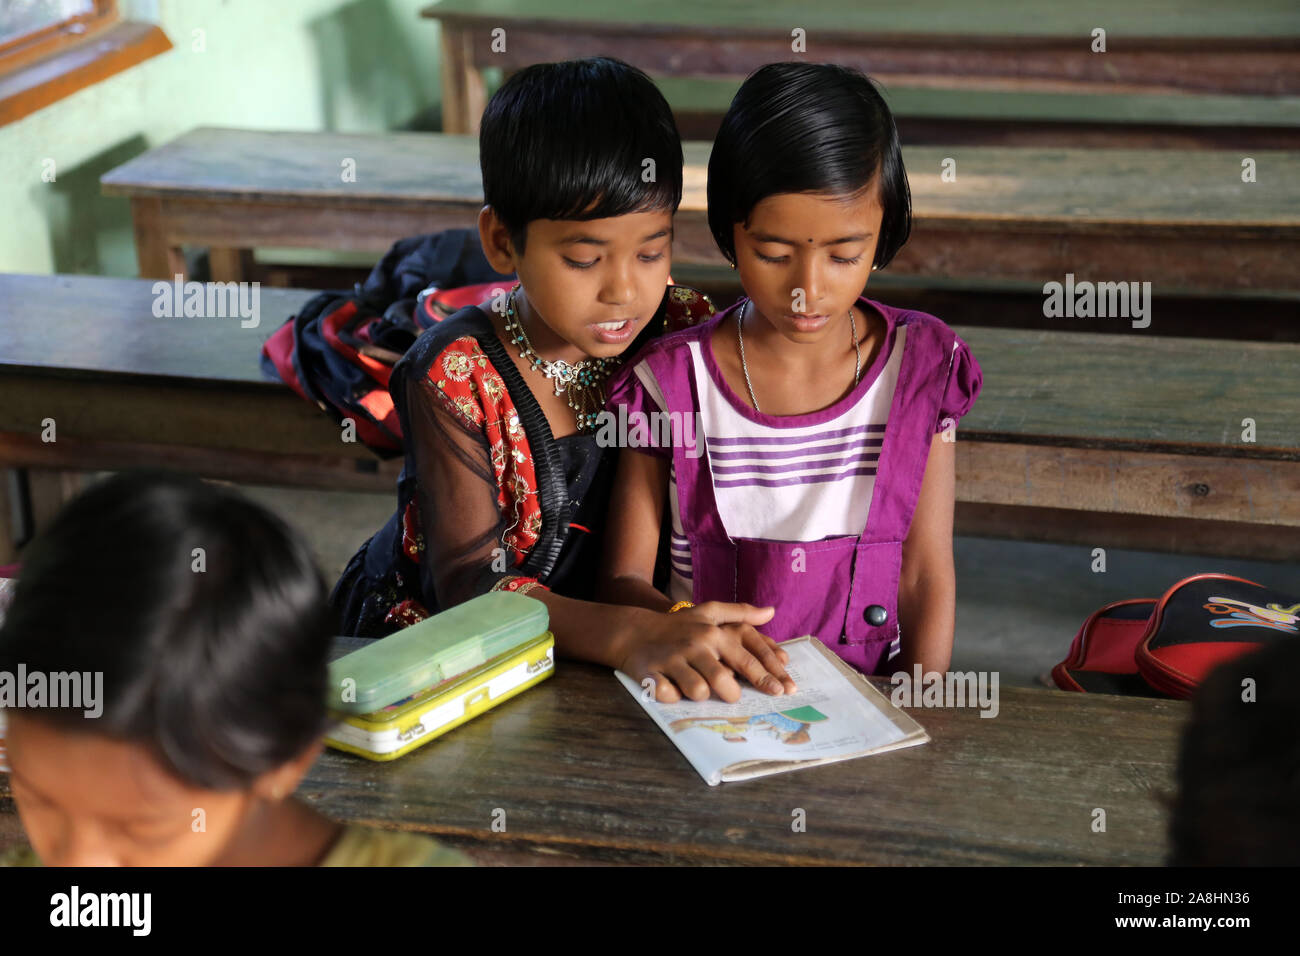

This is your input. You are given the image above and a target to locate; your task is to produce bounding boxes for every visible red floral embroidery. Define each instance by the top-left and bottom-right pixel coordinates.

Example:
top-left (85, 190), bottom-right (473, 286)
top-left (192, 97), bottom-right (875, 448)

top-left (401, 498), bottom-right (423, 563)
top-left (384, 597), bottom-right (430, 628)
top-left (429, 336), bottom-right (541, 566)
top-left (666, 286), bottom-right (716, 332)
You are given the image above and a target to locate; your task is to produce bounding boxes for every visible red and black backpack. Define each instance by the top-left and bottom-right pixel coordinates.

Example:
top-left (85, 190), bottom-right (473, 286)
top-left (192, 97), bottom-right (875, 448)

top-left (260, 229), bottom-right (515, 455)
top-left (1052, 572), bottom-right (1300, 698)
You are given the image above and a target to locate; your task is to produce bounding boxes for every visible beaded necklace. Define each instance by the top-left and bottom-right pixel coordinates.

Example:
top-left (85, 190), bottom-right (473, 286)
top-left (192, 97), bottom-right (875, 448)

top-left (503, 285), bottom-right (622, 433)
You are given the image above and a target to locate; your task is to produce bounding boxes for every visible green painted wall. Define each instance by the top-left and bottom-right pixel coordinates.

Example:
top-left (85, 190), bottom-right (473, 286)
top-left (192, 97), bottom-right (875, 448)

top-left (1, 0), bottom-right (443, 276)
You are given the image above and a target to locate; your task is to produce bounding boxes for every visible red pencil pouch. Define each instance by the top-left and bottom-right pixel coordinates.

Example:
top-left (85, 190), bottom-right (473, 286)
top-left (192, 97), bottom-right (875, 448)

top-left (1051, 598), bottom-right (1162, 696)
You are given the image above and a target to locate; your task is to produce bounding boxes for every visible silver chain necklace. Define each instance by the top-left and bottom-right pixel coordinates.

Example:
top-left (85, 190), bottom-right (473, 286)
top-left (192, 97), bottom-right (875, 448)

top-left (503, 285), bottom-right (621, 433)
top-left (736, 301), bottom-right (860, 414)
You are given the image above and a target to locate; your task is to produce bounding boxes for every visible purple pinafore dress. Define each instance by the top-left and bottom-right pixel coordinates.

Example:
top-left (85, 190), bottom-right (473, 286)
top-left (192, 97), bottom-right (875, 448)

top-left (608, 297), bottom-right (978, 676)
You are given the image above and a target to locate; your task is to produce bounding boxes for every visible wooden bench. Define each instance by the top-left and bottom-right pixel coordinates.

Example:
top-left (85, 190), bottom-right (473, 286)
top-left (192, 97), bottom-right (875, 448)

top-left (954, 324), bottom-right (1300, 539)
top-left (0, 634), bottom-right (1188, 865)
top-left (0, 274), bottom-right (396, 489)
top-left (425, 0), bottom-right (1300, 134)
top-left (0, 273), bottom-right (400, 562)
top-left (869, 85), bottom-right (1300, 150)
top-left (3, 273), bottom-right (1298, 562)
top-left (101, 127), bottom-right (1300, 294)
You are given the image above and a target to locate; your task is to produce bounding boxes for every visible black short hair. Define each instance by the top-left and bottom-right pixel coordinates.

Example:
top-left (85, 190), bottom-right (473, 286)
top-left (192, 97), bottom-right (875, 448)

top-left (0, 470), bottom-right (333, 790)
top-left (479, 56), bottom-right (683, 252)
top-left (707, 62), bottom-right (911, 269)
top-left (1168, 638), bottom-right (1300, 865)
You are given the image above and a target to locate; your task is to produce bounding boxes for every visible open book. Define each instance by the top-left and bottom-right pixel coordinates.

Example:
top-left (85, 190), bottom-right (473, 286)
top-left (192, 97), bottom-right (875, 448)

top-left (616, 636), bottom-right (928, 785)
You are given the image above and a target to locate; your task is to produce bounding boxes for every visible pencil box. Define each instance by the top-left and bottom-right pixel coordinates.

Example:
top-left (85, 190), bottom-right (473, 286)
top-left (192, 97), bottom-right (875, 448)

top-left (1052, 573), bottom-right (1300, 698)
top-left (327, 591), bottom-right (549, 715)
top-left (325, 631), bottom-right (554, 760)
top-left (1051, 597), bottom-right (1163, 696)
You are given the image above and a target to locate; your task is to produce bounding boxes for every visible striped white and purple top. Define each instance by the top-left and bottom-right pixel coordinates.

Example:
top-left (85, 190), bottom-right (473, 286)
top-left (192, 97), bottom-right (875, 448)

top-left (630, 324), bottom-right (909, 603)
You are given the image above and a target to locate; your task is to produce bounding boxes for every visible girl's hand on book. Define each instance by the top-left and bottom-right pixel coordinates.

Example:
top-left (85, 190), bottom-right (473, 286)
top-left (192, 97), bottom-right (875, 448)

top-left (621, 603), bottom-right (796, 704)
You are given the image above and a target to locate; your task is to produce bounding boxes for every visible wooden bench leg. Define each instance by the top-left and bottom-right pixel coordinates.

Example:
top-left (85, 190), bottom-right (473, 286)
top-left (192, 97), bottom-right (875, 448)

top-left (208, 248), bottom-right (256, 284)
top-left (440, 24), bottom-right (486, 135)
top-left (130, 197), bottom-right (186, 280)
top-left (0, 469), bottom-right (20, 564)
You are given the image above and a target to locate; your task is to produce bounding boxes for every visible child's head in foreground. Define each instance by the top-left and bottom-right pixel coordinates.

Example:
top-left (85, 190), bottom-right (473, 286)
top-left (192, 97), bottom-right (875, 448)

top-left (476, 56), bottom-right (682, 358)
top-left (0, 470), bottom-right (333, 865)
top-left (707, 62), bottom-right (911, 336)
top-left (1168, 637), bottom-right (1300, 865)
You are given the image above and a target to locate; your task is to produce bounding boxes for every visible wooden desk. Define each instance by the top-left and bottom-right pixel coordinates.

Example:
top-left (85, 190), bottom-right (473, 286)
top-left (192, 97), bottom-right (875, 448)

top-left (0, 274), bottom-right (399, 495)
top-left (101, 128), bottom-right (1300, 294)
top-left (423, 0), bottom-right (1300, 134)
top-left (0, 638), bottom-right (1190, 865)
top-left (3, 274), bottom-right (1299, 531)
top-left (293, 639), bottom-right (1187, 865)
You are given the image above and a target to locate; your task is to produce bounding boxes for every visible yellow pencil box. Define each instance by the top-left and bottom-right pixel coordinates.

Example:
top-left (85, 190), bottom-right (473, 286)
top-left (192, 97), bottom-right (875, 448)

top-left (325, 631), bottom-right (554, 761)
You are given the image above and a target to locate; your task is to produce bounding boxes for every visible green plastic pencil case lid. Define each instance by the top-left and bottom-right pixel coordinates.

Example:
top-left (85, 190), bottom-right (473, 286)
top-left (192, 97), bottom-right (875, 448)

top-left (328, 592), bottom-right (549, 714)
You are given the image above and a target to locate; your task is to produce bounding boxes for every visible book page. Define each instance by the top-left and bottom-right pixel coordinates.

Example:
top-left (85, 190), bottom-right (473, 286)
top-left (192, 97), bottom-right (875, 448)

top-left (616, 637), bottom-right (925, 785)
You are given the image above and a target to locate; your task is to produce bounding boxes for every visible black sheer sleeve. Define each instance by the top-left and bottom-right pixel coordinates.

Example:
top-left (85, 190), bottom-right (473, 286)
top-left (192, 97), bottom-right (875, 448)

top-left (402, 370), bottom-right (526, 609)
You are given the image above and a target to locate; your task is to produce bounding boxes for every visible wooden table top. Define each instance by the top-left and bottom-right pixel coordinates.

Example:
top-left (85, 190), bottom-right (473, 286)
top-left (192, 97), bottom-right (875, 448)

top-left (291, 637), bottom-right (1188, 865)
top-left (4, 273), bottom-right (1300, 463)
top-left (100, 128), bottom-right (1300, 236)
top-left (0, 637), bottom-right (1190, 865)
top-left (0, 273), bottom-right (317, 386)
top-left (0, 275), bottom-right (351, 466)
top-left (101, 128), bottom-right (486, 205)
top-left (421, 0), bottom-right (1300, 40)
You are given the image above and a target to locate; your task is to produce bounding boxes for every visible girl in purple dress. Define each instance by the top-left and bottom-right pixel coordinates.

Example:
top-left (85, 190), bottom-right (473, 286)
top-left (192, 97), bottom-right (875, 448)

top-left (602, 63), bottom-right (983, 683)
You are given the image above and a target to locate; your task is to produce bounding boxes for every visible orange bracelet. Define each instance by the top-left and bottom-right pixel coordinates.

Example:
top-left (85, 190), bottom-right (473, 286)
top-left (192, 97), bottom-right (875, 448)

top-left (491, 575), bottom-right (550, 596)
top-left (667, 600), bottom-right (695, 614)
